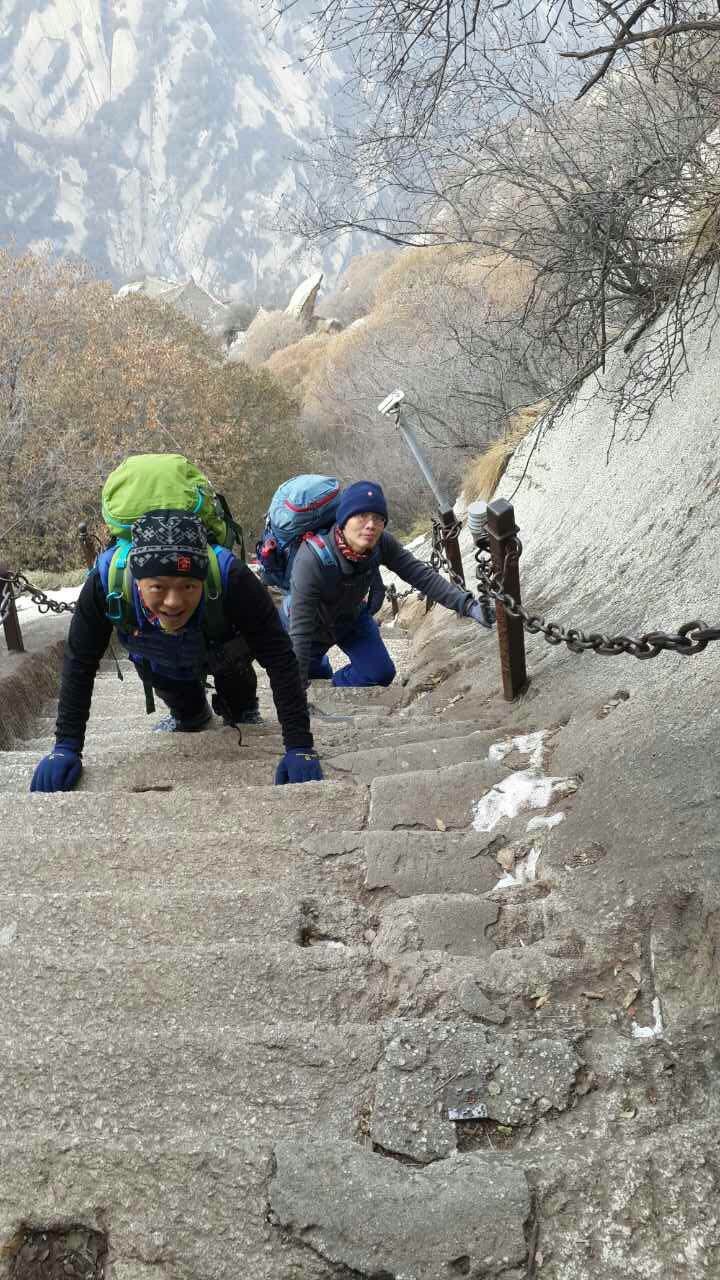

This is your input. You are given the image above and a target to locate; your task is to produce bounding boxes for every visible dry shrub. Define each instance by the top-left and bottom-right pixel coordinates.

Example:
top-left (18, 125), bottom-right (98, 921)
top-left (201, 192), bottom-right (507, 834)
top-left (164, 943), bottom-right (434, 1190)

top-left (317, 249), bottom-right (398, 325)
top-left (377, 244), bottom-right (536, 314)
top-left (462, 400), bottom-right (549, 502)
top-left (238, 310), bottom-right (308, 366)
top-left (0, 248), bottom-right (304, 569)
top-left (685, 186), bottom-right (720, 263)
top-left (374, 246), bottom-right (453, 302)
top-left (265, 331), bottom-right (333, 396)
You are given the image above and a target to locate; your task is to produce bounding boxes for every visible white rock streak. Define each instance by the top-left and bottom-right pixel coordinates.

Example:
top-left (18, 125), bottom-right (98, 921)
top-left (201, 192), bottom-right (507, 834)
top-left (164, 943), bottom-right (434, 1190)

top-left (631, 996), bottom-right (665, 1041)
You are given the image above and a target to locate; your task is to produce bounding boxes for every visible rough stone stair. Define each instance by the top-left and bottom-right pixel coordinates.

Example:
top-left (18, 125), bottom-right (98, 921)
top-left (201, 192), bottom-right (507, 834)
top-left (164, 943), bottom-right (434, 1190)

top-left (2, 627), bottom-right (717, 1279)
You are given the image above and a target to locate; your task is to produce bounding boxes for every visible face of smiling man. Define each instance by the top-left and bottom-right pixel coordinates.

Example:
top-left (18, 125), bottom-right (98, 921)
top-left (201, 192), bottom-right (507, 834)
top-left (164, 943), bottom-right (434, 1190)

top-left (136, 575), bottom-right (204, 631)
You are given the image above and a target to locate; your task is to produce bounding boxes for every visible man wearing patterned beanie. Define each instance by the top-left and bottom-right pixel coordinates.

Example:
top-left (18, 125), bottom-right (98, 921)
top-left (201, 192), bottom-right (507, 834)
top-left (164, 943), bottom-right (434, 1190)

top-left (30, 508), bottom-right (323, 792)
top-left (283, 480), bottom-right (493, 689)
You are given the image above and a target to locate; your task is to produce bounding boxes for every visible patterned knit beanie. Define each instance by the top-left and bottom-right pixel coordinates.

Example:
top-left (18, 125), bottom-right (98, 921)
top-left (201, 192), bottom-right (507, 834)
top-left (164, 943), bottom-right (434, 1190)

top-left (129, 510), bottom-right (209, 580)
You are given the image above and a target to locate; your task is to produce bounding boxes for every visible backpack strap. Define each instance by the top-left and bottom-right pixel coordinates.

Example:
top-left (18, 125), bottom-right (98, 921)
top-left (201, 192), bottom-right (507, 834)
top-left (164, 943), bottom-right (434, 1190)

top-left (101, 541), bottom-right (135, 630)
top-left (204, 546), bottom-right (232, 643)
top-left (303, 531), bottom-right (338, 571)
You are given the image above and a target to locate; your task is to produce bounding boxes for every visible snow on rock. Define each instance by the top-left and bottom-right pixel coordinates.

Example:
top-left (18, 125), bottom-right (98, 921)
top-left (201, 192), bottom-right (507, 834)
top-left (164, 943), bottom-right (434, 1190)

top-left (472, 770), bottom-right (577, 833)
top-left (488, 731), bottom-right (546, 769)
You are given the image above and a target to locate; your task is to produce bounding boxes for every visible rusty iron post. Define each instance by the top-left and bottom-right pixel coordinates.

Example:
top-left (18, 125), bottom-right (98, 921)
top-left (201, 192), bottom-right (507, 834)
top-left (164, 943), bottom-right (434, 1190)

top-left (78, 522), bottom-right (100, 569)
top-left (386, 583), bottom-right (399, 619)
top-left (438, 507), bottom-right (465, 587)
top-left (0, 562), bottom-right (25, 653)
top-left (486, 499), bottom-right (528, 700)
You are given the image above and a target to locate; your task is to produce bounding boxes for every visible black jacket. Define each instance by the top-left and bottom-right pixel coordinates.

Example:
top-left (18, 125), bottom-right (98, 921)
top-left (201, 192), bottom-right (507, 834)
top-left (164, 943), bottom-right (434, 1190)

top-left (56, 559), bottom-right (313, 751)
top-left (288, 526), bottom-right (474, 683)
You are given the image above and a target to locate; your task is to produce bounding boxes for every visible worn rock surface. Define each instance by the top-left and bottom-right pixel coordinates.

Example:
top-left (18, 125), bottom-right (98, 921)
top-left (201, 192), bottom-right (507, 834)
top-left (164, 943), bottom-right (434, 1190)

top-left (270, 1138), bottom-right (530, 1278)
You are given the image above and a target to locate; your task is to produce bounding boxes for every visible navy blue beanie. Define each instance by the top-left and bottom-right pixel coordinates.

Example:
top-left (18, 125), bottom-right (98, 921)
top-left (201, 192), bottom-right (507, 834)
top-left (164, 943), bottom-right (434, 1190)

top-left (336, 482), bottom-right (388, 528)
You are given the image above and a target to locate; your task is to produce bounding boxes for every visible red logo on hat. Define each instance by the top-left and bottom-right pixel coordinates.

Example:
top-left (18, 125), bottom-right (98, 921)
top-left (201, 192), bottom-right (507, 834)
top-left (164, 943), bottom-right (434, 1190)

top-left (177, 555), bottom-right (191, 572)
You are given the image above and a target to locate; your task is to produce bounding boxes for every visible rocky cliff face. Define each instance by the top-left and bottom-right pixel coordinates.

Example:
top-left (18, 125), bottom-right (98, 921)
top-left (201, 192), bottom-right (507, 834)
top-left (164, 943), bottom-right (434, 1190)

top-left (0, 0), bottom-right (355, 295)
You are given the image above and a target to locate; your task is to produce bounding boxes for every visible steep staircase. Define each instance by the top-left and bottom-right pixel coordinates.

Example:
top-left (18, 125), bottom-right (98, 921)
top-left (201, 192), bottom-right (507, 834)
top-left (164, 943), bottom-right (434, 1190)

top-left (1, 623), bottom-right (718, 1279)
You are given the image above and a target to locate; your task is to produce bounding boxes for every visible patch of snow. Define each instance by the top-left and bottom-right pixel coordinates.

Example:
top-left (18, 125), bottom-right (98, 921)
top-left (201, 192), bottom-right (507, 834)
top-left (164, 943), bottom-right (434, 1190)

top-left (472, 770), bottom-right (576, 833)
top-left (0, 922), bottom-right (17, 947)
top-left (488, 730), bottom-right (546, 769)
top-left (526, 813), bottom-right (564, 832)
top-left (631, 996), bottom-right (664, 1040)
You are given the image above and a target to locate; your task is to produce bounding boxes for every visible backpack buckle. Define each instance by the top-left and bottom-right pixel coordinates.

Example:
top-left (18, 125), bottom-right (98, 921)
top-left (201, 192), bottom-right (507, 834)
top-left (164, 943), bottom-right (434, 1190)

top-left (106, 591), bottom-right (124, 623)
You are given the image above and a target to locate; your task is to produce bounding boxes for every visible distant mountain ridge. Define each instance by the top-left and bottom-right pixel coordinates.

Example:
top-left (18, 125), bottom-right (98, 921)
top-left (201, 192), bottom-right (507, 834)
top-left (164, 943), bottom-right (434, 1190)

top-left (0, 0), bottom-right (356, 296)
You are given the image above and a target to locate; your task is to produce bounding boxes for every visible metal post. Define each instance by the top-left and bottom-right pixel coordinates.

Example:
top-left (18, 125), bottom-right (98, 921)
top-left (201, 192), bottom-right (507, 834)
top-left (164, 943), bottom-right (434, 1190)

top-left (78, 522), bottom-right (99, 569)
top-left (0, 562), bottom-right (25, 653)
top-left (377, 390), bottom-right (465, 588)
top-left (438, 507), bottom-right (465, 587)
top-left (486, 499), bottom-right (528, 700)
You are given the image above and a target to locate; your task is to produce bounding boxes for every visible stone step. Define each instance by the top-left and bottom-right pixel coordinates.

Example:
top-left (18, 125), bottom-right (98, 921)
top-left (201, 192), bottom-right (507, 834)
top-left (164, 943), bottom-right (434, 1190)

top-left (0, 825), bottom-right (357, 895)
top-left (8, 724), bottom-right (513, 794)
top-left (0, 885), bottom-right (305, 949)
top-left (1, 780), bottom-right (367, 844)
top-left (327, 728), bottom-right (509, 782)
top-left (0, 939), bottom-right (385, 1033)
top-left (0, 1135), bottom-right (341, 1280)
top-left (0, 1021), bottom-right (378, 1144)
top-left (1, 741), bottom-right (288, 793)
top-left (20, 708), bottom-right (393, 750)
top-left (17, 705), bottom-right (414, 756)
top-left (37, 683), bottom-right (395, 721)
top-left (369, 758), bottom-right (510, 830)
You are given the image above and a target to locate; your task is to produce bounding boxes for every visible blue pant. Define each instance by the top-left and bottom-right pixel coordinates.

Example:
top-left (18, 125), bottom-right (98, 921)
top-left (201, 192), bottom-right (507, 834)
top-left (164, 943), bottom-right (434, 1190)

top-left (282, 603), bottom-right (397, 687)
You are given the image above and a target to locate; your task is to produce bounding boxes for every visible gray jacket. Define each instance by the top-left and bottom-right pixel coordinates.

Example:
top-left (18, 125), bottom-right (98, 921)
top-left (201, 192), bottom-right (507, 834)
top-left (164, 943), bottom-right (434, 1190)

top-left (288, 526), bottom-right (474, 683)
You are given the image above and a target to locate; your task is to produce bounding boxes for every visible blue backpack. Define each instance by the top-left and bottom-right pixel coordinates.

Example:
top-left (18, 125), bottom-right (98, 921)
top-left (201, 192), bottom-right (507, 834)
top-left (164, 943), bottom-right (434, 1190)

top-left (256, 474), bottom-right (340, 591)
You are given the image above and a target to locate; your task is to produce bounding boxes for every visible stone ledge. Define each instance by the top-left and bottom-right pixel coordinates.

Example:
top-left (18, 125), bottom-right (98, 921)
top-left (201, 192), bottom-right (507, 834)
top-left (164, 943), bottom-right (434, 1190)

top-left (0, 614), bottom-right (68, 749)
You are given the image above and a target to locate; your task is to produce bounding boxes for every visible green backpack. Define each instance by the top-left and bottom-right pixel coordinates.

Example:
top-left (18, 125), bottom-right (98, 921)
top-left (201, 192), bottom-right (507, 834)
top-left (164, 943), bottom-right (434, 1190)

top-left (100, 453), bottom-right (242, 642)
top-left (102, 453), bottom-right (240, 549)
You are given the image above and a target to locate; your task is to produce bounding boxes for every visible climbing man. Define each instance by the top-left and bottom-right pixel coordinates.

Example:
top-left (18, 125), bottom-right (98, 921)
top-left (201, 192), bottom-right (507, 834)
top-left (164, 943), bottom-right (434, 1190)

top-left (284, 480), bottom-right (494, 689)
top-left (30, 509), bottom-right (323, 792)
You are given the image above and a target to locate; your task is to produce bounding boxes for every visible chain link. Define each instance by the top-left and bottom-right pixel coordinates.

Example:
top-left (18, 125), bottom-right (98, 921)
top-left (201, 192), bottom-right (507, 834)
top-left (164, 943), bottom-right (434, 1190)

top-left (0, 579), bottom-right (13, 624)
top-left (0, 571), bottom-right (77, 617)
top-left (475, 540), bottom-right (717, 659)
top-left (430, 517), bottom-right (467, 590)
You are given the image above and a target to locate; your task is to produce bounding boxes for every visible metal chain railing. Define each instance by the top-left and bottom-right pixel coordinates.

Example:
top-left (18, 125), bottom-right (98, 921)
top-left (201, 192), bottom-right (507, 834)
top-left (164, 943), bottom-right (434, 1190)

top-left (429, 516), bottom-right (466, 590)
top-left (0, 570), bottom-right (77, 617)
top-left (474, 538), bottom-right (719, 659)
top-left (383, 510), bottom-right (719, 665)
top-left (0, 579), bottom-right (13, 625)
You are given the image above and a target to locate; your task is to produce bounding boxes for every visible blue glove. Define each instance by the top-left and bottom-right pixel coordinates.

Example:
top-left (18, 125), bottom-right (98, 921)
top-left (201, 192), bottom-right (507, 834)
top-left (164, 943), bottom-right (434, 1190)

top-left (30, 739), bottom-right (83, 793)
top-left (275, 748), bottom-right (323, 785)
top-left (465, 599), bottom-right (496, 630)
